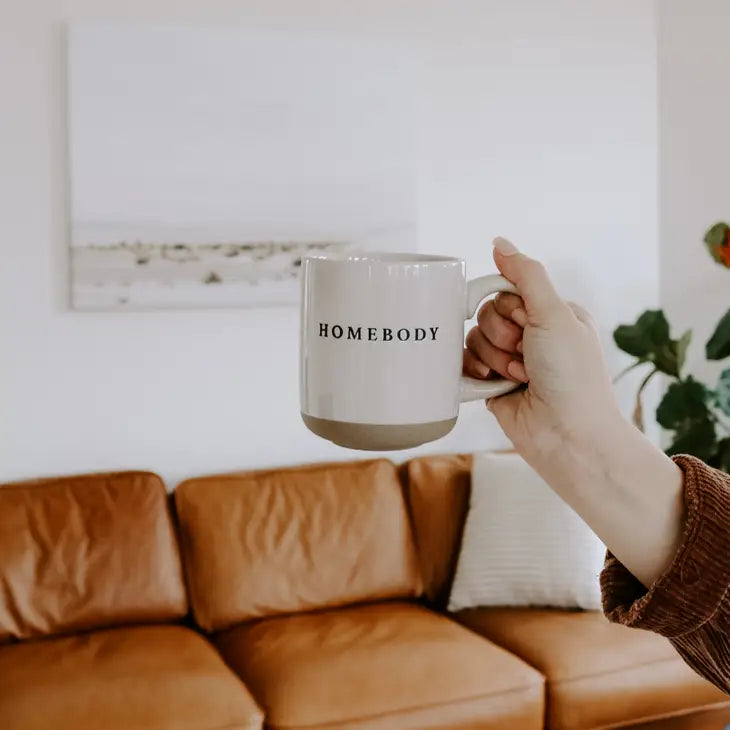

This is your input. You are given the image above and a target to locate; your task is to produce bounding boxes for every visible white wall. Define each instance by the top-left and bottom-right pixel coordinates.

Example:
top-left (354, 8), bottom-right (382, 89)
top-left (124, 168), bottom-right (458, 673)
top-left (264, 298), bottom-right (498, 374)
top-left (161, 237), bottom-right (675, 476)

top-left (658, 0), bottom-right (730, 387)
top-left (0, 0), bottom-right (659, 486)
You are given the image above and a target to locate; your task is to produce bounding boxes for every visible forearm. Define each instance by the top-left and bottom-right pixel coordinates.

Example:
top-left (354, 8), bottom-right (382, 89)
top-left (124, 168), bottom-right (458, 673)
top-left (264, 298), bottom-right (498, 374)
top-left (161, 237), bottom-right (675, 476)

top-left (600, 453), bottom-right (730, 673)
top-left (530, 415), bottom-right (686, 588)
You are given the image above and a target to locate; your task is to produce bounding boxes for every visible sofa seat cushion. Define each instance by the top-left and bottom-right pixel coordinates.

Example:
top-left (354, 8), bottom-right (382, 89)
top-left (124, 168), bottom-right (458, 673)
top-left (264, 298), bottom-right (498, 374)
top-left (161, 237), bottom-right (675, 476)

top-left (456, 607), bottom-right (730, 730)
top-left (0, 625), bottom-right (263, 730)
top-left (215, 601), bottom-right (544, 730)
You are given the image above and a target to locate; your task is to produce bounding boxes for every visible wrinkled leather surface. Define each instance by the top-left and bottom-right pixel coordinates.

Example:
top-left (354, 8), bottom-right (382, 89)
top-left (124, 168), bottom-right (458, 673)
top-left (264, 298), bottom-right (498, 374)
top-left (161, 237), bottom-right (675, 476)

top-left (401, 454), bottom-right (472, 607)
top-left (456, 607), bottom-right (730, 730)
top-left (176, 460), bottom-right (422, 631)
top-left (0, 471), bottom-right (187, 641)
top-left (629, 704), bottom-right (730, 729)
top-left (0, 625), bottom-right (263, 730)
top-left (215, 601), bottom-right (544, 730)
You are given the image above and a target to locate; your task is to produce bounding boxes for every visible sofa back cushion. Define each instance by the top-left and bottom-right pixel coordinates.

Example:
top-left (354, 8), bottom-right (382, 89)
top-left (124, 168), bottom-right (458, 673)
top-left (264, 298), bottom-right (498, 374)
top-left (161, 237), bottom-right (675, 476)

top-left (401, 454), bottom-right (473, 608)
top-left (0, 471), bottom-right (188, 642)
top-left (175, 459), bottom-right (422, 631)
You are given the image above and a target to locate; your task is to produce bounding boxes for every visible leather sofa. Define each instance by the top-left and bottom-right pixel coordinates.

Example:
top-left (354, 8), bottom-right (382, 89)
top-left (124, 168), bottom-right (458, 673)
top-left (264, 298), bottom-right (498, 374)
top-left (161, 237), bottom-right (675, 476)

top-left (1, 455), bottom-right (729, 730)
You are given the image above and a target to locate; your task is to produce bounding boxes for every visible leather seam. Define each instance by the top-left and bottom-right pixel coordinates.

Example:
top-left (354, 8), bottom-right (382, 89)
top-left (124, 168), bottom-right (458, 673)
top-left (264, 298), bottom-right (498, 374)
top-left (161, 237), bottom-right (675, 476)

top-left (547, 653), bottom-right (691, 687)
top-left (588, 699), bottom-right (730, 730)
top-left (264, 680), bottom-right (544, 730)
top-left (176, 459), bottom-right (389, 488)
top-left (0, 471), bottom-right (164, 490)
top-left (173, 493), bottom-right (208, 632)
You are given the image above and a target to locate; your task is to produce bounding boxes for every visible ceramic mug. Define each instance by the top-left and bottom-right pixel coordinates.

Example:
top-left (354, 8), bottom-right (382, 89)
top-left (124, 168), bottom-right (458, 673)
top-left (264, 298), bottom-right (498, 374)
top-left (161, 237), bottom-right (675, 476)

top-left (299, 251), bottom-right (522, 450)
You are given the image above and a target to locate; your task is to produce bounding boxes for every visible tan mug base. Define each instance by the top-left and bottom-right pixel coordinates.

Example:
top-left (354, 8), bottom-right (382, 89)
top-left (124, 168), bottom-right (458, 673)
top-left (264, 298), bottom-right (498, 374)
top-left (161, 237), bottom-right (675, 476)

top-left (301, 412), bottom-right (457, 451)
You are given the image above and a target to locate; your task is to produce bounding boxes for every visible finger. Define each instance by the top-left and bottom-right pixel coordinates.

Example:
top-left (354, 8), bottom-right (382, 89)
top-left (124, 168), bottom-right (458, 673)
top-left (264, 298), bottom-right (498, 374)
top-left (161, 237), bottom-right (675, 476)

top-left (493, 292), bottom-right (526, 323)
top-left (477, 300), bottom-right (523, 353)
top-left (463, 348), bottom-right (491, 378)
top-left (492, 237), bottom-right (565, 324)
top-left (465, 326), bottom-right (518, 380)
top-left (507, 360), bottom-right (529, 383)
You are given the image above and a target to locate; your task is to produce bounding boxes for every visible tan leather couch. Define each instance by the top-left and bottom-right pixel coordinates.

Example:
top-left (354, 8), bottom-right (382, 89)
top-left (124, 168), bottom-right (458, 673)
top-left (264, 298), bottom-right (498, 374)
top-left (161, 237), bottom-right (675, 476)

top-left (1, 455), bottom-right (729, 729)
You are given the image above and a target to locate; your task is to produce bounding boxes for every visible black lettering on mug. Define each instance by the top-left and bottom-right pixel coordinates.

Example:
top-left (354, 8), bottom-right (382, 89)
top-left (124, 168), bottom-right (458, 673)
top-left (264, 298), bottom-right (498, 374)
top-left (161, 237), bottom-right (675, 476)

top-left (318, 323), bottom-right (439, 343)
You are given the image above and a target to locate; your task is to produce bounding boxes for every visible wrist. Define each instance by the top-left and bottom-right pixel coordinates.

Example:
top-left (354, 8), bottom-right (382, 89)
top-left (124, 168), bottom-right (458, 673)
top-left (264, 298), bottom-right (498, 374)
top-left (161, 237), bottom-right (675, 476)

top-left (520, 400), bottom-right (628, 482)
top-left (538, 410), bottom-right (686, 587)
top-left (564, 410), bottom-right (637, 483)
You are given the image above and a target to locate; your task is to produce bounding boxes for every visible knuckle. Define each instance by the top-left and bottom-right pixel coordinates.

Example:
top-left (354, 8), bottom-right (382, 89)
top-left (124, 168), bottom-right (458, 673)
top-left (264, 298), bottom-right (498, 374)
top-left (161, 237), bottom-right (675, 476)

top-left (479, 305), bottom-right (517, 349)
top-left (495, 293), bottom-right (526, 319)
top-left (476, 301), bottom-right (494, 328)
top-left (465, 327), bottom-right (481, 350)
top-left (493, 292), bottom-right (514, 314)
top-left (496, 315), bottom-right (517, 343)
top-left (463, 356), bottom-right (480, 377)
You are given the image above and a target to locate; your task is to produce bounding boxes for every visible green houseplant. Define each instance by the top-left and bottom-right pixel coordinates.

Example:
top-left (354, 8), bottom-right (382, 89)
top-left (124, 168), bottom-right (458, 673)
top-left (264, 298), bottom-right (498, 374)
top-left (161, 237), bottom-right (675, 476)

top-left (613, 222), bottom-right (730, 472)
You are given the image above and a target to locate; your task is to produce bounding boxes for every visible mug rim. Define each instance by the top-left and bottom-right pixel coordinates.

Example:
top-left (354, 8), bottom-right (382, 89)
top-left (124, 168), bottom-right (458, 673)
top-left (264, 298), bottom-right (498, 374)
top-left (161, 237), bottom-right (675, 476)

top-left (303, 250), bottom-right (463, 265)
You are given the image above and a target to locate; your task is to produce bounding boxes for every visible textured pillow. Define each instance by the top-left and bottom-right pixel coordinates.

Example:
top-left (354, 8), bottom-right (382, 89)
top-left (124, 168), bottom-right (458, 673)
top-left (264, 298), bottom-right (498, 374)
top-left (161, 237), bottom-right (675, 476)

top-left (448, 452), bottom-right (605, 612)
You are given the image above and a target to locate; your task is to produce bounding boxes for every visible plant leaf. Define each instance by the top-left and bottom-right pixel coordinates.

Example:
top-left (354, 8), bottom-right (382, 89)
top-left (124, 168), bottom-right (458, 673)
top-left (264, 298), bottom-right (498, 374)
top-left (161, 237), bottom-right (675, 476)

top-left (665, 419), bottom-right (718, 462)
top-left (715, 368), bottom-right (730, 417)
top-left (654, 329), bottom-right (692, 377)
top-left (704, 222), bottom-right (730, 265)
top-left (707, 308), bottom-right (730, 361)
top-left (656, 377), bottom-right (711, 430)
top-left (676, 329), bottom-right (692, 374)
top-left (613, 310), bottom-right (670, 358)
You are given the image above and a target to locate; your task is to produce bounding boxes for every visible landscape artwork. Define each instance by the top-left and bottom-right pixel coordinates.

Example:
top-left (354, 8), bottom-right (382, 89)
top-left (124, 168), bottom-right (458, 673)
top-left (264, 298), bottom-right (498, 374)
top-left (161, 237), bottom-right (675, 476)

top-left (67, 22), bottom-right (418, 309)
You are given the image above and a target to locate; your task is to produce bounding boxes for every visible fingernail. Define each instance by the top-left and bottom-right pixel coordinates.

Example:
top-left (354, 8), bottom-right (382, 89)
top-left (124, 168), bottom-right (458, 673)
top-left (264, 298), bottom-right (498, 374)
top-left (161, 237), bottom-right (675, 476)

top-left (511, 308), bottom-right (527, 327)
top-left (475, 361), bottom-right (491, 378)
top-left (515, 339), bottom-right (523, 354)
top-left (493, 237), bottom-right (519, 256)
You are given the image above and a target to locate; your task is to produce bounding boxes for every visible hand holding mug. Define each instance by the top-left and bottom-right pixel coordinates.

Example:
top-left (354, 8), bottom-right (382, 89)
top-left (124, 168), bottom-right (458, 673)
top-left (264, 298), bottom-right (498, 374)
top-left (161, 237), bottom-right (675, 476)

top-left (463, 237), bottom-right (623, 464)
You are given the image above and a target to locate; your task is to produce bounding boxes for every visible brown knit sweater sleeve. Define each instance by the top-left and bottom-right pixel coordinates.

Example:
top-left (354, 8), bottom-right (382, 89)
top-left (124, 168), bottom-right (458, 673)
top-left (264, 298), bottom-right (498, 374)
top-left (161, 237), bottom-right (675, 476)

top-left (601, 455), bottom-right (730, 693)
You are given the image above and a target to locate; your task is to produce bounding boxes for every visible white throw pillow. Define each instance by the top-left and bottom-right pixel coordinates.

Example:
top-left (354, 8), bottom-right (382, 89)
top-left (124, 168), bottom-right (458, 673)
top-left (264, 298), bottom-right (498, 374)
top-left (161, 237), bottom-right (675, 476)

top-left (448, 451), bottom-right (605, 612)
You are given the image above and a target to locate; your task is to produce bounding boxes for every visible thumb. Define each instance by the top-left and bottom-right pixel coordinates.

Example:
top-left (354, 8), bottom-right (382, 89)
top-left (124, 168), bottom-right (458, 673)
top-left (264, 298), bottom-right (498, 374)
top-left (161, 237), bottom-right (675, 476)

top-left (492, 237), bottom-right (564, 325)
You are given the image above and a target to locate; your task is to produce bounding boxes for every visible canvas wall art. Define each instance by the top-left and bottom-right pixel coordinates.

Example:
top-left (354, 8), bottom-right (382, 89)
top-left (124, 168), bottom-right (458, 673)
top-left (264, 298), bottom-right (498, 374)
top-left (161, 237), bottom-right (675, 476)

top-left (67, 22), bottom-right (418, 309)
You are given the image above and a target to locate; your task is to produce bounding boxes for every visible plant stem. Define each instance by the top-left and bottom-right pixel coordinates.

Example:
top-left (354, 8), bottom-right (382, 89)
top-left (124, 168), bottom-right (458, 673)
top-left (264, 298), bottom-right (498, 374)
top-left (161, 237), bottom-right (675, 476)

top-left (638, 368), bottom-right (659, 394)
top-left (632, 368), bottom-right (659, 432)
top-left (613, 359), bottom-right (645, 384)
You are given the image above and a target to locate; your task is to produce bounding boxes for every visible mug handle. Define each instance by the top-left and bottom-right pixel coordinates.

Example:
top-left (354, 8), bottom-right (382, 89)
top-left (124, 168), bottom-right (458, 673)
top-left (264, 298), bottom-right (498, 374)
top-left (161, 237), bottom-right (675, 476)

top-left (459, 274), bottom-right (523, 402)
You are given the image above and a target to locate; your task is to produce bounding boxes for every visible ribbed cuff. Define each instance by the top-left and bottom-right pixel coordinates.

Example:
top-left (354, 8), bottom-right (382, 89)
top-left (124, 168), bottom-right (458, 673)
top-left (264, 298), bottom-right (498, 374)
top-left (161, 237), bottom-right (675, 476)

top-left (601, 455), bottom-right (730, 638)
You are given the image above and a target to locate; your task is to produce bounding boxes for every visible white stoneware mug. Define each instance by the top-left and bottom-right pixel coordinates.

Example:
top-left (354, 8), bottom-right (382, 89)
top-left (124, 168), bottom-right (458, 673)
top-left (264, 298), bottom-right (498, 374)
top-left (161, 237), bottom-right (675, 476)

top-left (299, 251), bottom-right (522, 450)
